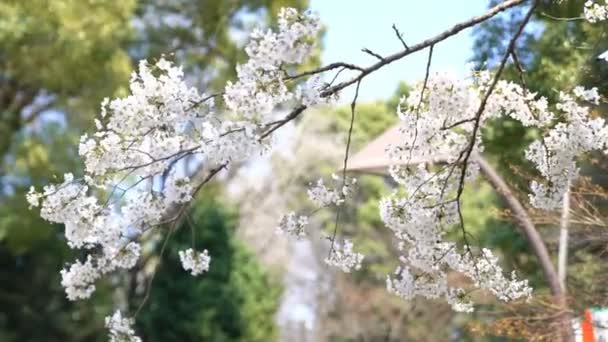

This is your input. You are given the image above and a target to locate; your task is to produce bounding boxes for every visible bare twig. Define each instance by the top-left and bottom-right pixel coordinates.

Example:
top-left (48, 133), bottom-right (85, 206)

top-left (362, 48), bottom-right (385, 61)
top-left (539, 12), bottom-right (584, 21)
top-left (392, 24), bottom-right (409, 50)
top-left (321, 0), bottom-right (527, 97)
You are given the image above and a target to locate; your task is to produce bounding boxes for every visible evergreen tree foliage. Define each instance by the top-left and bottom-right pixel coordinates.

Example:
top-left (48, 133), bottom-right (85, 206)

top-left (136, 194), bottom-right (282, 342)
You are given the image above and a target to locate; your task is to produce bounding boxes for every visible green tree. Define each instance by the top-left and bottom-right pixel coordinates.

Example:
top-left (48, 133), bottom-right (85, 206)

top-left (136, 193), bottom-right (282, 342)
top-left (0, 2), bottom-right (135, 340)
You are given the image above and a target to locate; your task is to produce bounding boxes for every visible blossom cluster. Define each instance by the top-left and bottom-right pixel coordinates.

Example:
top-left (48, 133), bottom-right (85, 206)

top-left (324, 239), bottom-right (364, 273)
top-left (179, 248), bottom-right (211, 276)
top-left (276, 212), bottom-right (309, 238)
top-left (383, 69), bottom-right (605, 310)
top-left (584, 0), bottom-right (608, 22)
top-left (526, 88), bottom-right (607, 209)
top-left (277, 173), bottom-right (363, 273)
top-left (224, 7), bottom-right (326, 123)
top-left (105, 311), bottom-right (141, 342)
top-left (276, 174), bottom-right (357, 240)
top-left (307, 173), bottom-right (357, 207)
top-left (387, 244), bottom-right (531, 312)
top-left (28, 7), bottom-right (326, 340)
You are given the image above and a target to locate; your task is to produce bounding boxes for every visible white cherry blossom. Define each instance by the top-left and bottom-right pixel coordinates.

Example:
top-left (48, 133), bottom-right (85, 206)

top-left (105, 311), bottom-right (141, 342)
top-left (325, 239), bottom-right (364, 273)
top-left (179, 248), bottom-right (211, 276)
top-left (584, 0), bottom-right (608, 22)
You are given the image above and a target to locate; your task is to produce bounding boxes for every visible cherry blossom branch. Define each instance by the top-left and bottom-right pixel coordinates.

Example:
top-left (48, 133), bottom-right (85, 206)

top-left (407, 44), bottom-right (434, 165)
top-left (262, 0), bottom-right (529, 159)
top-left (264, 0), bottom-right (528, 140)
top-left (34, 3), bottom-right (603, 338)
top-left (379, 150), bottom-right (562, 299)
top-left (319, 0), bottom-right (527, 98)
top-left (259, 105), bottom-right (306, 139)
top-left (453, 1), bottom-right (538, 251)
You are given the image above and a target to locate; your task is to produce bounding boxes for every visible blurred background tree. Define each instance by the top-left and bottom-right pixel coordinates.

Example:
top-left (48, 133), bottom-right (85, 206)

top-left (0, 1), bottom-right (134, 340)
top-left (136, 191), bottom-right (282, 342)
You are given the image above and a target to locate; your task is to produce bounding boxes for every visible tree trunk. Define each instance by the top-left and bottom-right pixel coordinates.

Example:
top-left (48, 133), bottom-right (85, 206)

top-left (473, 154), bottom-right (573, 341)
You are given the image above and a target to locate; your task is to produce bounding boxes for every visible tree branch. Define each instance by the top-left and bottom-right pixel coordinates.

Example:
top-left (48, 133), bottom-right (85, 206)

top-left (266, 0), bottom-right (528, 145)
top-left (320, 0), bottom-right (527, 98)
top-left (473, 153), bottom-right (563, 298)
top-left (391, 24), bottom-right (409, 50)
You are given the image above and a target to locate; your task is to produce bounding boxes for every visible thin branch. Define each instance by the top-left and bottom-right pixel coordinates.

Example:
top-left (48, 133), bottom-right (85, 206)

top-left (320, 0), bottom-right (527, 97)
top-left (187, 92), bottom-right (223, 111)
top-left (362, 48), bottom-right (385, 61)
top-left (392, 24), bottom-right (409, 50)
top-left (259, 105), bottom-right (306, 139)
top-left (327, 67), bottom-right (347, 87)
top-left (441, 117), bottom-right (476, 130)
top-left (185, 211), bottom-right (197, 249)
top-left (539, 12), bottom-right (584, 21)
top-left (329, 79), bottom-right (361, 256)
top-left (510, 49), bottom-right (528, 90)
top-left (285, 62), bottom-right (364, 81)
top-left (406, 44), bottom-right (434, 165)
top-left (134, 225), bottom-right (174, 317)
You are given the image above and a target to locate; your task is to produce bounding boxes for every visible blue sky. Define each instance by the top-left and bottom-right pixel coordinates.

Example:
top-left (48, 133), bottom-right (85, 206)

top-left (309, 0), bottom-right (489, 102)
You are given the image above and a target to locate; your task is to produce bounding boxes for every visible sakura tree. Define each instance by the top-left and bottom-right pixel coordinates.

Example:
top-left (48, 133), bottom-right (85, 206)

top-left (27, 1), bottom-right (608, 340)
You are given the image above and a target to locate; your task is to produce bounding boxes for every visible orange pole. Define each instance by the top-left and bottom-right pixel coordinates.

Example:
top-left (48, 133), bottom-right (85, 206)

top-left (582, 309), bottom-right (595, 342)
